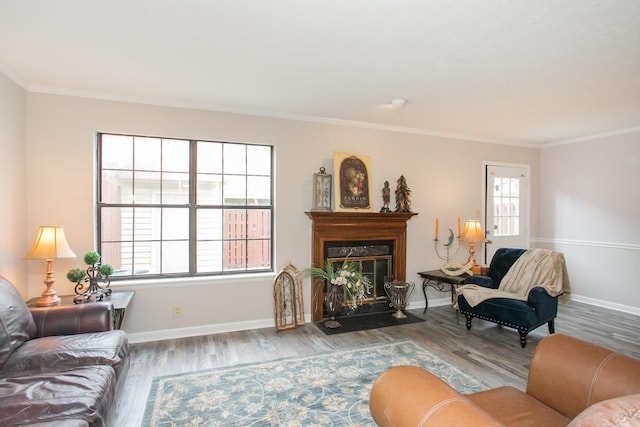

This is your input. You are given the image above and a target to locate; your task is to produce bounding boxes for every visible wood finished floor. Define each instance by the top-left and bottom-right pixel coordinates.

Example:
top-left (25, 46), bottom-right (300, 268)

top-left (111, 301), bottom-right (640, 427)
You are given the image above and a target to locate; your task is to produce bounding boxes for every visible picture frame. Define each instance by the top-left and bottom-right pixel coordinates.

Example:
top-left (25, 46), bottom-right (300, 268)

top-left (333, 152), bottom-right (372, 212)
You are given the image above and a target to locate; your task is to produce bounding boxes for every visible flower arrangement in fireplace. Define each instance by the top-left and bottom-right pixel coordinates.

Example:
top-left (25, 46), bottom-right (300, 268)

top-left (306, 259), bottom-right (371, 309)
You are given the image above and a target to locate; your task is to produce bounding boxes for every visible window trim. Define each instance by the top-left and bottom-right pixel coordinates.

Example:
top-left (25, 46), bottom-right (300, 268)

top-left (96, 132), bottom-right (274, 281)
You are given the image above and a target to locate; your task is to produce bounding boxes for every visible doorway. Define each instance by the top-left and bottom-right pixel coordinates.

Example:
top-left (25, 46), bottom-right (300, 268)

top-left (483, 163), bottom-right (530, 263)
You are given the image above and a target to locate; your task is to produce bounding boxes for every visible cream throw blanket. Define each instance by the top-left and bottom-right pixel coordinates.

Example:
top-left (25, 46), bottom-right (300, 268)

top-left (454, 249), bottom-right (571, 308)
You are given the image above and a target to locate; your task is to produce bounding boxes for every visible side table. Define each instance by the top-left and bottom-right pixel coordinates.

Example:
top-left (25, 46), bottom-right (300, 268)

top-left (27, 290), bottom-right (134, 330)
top-left (418, 270), bottom-right (467, 312)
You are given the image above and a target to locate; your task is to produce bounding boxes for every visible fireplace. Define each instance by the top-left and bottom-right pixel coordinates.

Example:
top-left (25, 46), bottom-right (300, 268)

top-left (306, 211), bottom-right (417, 321)
top-left (325, 240), bottom-right (393, 305)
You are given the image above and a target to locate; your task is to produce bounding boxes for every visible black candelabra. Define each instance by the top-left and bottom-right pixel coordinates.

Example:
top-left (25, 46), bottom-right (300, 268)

top-left (73, 263), bottom-right (112, 303)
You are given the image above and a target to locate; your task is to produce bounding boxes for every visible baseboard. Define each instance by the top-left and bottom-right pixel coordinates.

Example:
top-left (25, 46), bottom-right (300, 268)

top-left (126, 294), bottom-right (637, 344)
top-left (423, 293), bottom-right (640, 316)
top-left (421, 293), bottom-right (640, 316)
top-left (413, 297), bottom-right (449, 309)
top-left (570, 294), bottom-right (640, 316)
top-left (127, 318), bottom-right (275, 344)
top-left (126, 298), bottom-right (442, 343)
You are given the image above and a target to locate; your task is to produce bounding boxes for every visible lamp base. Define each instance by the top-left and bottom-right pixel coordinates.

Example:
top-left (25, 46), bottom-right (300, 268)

top-left (36, 292), bottom-right (61, 307)
top-left (466, 242), bottom-right (479, 268)
top-left (37, 263), bottom-right (61, 306)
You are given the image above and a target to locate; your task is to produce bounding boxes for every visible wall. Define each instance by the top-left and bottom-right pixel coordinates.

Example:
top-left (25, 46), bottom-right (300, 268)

top-left (537, 131), bottom-right (640, 313)
top-left (0, 73), bottom-right (27, 296)
top-left (24, 92), bottom-right (539, 342)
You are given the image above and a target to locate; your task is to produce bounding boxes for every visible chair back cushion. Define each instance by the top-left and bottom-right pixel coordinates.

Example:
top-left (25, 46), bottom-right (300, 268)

top-left (0, 276), bottom-right (37, 367)
top-left (527, 334), bottom-right (640, 419)
top-left (487, 248), bottom-right (526, 288)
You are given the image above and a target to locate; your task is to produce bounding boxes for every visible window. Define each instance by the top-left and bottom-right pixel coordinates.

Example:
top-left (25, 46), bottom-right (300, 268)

top-left (492, 176), bottom-right (519, 237)
top-left (97, 133), bottom-right (273, 279)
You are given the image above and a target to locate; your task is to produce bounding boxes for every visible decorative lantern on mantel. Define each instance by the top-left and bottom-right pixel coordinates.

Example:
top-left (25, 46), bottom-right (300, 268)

top-left (312, 167), bottom-right (332, 212)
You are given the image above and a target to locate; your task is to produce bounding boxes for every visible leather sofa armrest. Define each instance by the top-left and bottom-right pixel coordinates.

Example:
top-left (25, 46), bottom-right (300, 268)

top-left (29, 302), bottom-right (114, 337)
top-left (463, 275), bottom-right (495, 288)
top-left (527, 334), bottom-right (640, 419)
top-left (370, 366), bottom-right (504, 427)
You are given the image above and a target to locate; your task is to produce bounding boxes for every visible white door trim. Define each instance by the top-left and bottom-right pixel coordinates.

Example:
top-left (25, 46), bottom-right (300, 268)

top-left (482, 161), bottom-right (531, 264)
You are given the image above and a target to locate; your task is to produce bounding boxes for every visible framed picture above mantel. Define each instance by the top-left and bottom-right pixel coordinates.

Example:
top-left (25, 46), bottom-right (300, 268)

top-left (334, 152), bottom-right (372, 212)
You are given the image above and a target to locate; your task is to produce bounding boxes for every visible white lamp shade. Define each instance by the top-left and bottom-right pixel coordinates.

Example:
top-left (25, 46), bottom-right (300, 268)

top-left (25, 226), bottom-right (76, 260)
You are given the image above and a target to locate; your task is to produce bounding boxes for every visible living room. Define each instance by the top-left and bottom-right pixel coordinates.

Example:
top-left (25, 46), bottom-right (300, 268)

top-left (1, 2), bottom-right (639, 426)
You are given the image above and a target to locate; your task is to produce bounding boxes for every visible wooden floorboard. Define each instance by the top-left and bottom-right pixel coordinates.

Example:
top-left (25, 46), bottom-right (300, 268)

top-left (111, 301), bottom-right (640, 427)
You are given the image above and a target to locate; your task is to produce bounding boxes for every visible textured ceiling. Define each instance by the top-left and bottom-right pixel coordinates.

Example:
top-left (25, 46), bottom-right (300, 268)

top-left (1, 1), bottom-right (639, 146)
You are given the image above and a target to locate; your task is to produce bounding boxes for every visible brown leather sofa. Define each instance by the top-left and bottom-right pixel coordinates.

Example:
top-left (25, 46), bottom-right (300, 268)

top-left (370, 333), bottom-right (640, 426)
top-left (0, 276), bottom-right (129, 426)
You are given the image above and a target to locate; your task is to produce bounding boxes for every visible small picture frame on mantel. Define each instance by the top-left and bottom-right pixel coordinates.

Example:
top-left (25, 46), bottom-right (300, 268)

top-left (333, 151), bottom-right (372, 212)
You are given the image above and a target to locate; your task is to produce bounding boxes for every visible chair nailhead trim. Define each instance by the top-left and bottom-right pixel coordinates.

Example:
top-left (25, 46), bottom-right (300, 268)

top-left (460, 311), bottom-right (529, 332)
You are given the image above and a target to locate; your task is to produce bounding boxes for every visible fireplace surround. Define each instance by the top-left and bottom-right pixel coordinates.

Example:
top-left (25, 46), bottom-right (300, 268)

top-left (306, 211), bottom-right (417, 321)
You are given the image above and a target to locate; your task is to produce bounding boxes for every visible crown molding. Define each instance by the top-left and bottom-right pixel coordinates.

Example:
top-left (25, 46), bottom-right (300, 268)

top-left (26, 84), bottom-right (541, 148)
top-left (541, 125), bottom-right (640, 148)
top-left (23, 84), bottom-right (639, 150)
top-left (0, 62), bottom-right (28, 89)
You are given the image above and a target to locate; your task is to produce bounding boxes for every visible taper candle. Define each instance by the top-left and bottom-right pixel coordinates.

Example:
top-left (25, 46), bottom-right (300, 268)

top-left (435, 218), bottom-right (439, 240)
top-left (457, 216), bottom-right (461, 237)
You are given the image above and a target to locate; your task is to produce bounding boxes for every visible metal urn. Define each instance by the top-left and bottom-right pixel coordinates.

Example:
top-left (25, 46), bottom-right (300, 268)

top-left (384, 280), bottom-right (415, 319)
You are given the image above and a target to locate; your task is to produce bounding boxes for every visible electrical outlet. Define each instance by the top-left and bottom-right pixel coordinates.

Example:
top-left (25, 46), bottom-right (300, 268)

top-left (173, 305), bottom-right (182, 318)
top-left (474, 208), bottom-right (481, 218)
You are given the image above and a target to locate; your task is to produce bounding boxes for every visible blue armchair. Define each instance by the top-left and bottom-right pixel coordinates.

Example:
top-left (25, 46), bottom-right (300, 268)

top-left (456, 248), bottom-right (566, 348)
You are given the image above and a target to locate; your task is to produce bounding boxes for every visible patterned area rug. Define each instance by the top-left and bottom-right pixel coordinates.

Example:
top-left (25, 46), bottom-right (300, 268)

top-left (142, 340), bottom-right (487, 427)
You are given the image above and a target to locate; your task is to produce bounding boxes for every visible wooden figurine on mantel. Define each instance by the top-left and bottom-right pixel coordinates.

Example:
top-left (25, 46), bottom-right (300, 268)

top-left (380, 181), bottom-right (391, 212)
top-left (394, 175), bottom-right (412, 213)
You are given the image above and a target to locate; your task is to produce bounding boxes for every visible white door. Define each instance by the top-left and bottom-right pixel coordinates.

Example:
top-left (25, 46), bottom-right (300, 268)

top-left (484, 163), bottom-right (530, 263)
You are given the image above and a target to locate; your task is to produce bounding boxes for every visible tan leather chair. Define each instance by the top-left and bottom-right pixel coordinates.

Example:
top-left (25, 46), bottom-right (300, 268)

top-left (370, 334), bottom-right (640, 426)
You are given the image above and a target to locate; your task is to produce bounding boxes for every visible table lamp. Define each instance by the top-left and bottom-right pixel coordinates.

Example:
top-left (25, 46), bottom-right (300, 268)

top-left (460, 219), bottom-right (485, 267)
top-left (24, 226), bottom-right (76, 306)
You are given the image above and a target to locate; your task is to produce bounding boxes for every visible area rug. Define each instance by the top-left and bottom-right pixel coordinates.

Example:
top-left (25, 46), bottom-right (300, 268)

top-left (314, 311), bottom-right (425, 335)
top-left (142, 339), bottom-right (487, 427)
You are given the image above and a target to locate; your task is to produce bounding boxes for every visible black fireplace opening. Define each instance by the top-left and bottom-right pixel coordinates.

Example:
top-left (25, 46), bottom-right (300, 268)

top-left (323, 240), bottom-right (394, 316)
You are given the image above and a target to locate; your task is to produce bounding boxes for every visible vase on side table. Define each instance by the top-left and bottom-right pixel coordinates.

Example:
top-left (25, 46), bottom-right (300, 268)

top-left (324, 284), bottom-right (344, 328)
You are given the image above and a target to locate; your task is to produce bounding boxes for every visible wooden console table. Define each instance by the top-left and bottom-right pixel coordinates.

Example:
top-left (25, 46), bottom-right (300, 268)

top-left (27, 290), bottom-right (135, 329)
top-left (418, 270), bottom-right (467, 312)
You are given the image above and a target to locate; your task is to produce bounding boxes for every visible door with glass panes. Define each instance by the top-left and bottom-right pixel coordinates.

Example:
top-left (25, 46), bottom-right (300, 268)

top-left (484, 164), bottom-right (530, 263)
